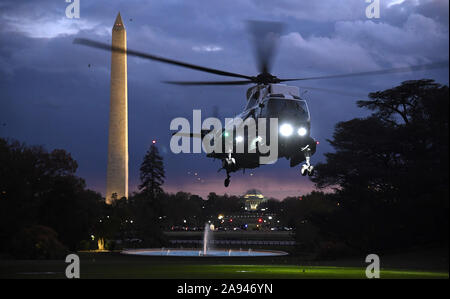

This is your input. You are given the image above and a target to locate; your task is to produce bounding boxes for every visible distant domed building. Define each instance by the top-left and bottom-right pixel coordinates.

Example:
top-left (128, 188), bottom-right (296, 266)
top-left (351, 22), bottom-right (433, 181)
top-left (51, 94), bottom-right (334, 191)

top-left (243, 189), bottom-right (266, 211)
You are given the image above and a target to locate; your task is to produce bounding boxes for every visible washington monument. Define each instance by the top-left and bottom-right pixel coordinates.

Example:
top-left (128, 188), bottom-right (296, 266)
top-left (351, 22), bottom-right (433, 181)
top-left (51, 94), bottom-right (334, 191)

top-left (106, 12), bottom-right (128, 204)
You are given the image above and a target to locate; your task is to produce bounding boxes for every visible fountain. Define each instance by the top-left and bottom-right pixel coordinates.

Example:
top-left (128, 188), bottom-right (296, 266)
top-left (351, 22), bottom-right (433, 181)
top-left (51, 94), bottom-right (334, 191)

top-left (121, 223), bottom-right (288, 257)
top-left (202, 223), bottom-right (211, 255)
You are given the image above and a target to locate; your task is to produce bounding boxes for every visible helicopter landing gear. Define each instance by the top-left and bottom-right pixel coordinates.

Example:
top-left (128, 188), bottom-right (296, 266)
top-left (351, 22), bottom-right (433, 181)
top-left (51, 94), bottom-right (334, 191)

top-left (300, 145), bottom-right (314, 177)
top-left (301, 163), bottom-right (314, 176)
top-left (224, 173), bottom-right (231, 187)
top-left (222, 153), bottom-right (236, 187)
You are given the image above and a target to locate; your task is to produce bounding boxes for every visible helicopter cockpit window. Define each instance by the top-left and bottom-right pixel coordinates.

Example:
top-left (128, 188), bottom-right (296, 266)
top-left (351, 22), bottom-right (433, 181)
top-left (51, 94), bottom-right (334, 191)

top-left (297, 100), bottom-right (309, 115)
top-left (266, 99), bottom-right (310, 120)
top-left (245, 93), bottom-right (259, 110)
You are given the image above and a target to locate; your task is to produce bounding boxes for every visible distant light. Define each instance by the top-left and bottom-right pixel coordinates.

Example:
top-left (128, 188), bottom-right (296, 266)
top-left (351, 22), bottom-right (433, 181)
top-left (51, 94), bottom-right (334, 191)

top-left (183, 219), bottom-right (187, 223)
top-left (229, 218), bottom-right (233, 222)
top-left (218, 214), bottom-right (224, 220)
top-left (258, 218), bottom-right (263, 223)
top-left (316, 140), bottom-right (320, 145)
top-left (268, 216), bottom-right (273, 220)
top-left (152, 139), bottom-right (157, 144)
top-left (235, 136), bottom-right (244, 143)
top-left (223, 131), bottom-right (229, 137)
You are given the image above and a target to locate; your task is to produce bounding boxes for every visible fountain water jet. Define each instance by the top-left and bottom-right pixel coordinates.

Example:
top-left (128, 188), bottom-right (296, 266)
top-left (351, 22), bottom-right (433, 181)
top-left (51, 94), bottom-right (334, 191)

top-left (203, 223), bottom-right (211, 255)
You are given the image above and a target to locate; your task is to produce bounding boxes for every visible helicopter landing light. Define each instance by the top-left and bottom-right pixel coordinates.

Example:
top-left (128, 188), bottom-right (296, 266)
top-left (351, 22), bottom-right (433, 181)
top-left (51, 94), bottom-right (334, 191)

top-left (280, 124), bottom-right (293, 137)
top-left (297, 127), bottom-right (307, 136)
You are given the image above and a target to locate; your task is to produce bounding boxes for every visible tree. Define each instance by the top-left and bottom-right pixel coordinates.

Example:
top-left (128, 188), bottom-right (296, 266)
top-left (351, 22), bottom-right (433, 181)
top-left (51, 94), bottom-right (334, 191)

top-left (139, 143), bottom-right (165, 199)
top-left (0, 138), bottom-right (104, 255)
top-left (311, 79), bottom-right (449, 251)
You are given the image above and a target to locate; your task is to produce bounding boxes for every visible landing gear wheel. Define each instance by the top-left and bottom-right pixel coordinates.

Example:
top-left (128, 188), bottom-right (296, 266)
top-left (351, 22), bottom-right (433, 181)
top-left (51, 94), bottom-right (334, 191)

top-left (307, 165), bottom-right (314, 176)
top-left (301, 165), bottom-right (308, 176)
top-left (222, 154), bottom-right (234, 187)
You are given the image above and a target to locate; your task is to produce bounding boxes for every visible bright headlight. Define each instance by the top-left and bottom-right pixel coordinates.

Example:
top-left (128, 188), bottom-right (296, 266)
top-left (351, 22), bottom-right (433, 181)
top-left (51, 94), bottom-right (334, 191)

top-left (298, 127), bottom-right (307, 136)
top-left (280, 124), bottom-right (293, 137)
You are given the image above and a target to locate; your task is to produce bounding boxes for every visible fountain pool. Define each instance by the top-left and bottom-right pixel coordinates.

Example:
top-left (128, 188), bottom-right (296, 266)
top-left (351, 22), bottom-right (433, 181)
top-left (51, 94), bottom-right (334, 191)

top-left (121, 223), bottom-right (288, 257)
top-left (121, 248), bottom-right (288, 257)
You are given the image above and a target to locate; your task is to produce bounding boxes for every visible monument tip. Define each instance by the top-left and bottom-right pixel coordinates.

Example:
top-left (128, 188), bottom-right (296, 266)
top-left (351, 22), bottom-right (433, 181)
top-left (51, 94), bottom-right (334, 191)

top-left (113, 12), bottom-right (125, 30)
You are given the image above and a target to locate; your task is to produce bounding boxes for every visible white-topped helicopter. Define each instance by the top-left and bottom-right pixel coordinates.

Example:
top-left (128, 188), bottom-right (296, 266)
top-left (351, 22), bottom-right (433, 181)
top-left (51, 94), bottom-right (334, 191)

top-left (74, 21), bottom-right (447, 187)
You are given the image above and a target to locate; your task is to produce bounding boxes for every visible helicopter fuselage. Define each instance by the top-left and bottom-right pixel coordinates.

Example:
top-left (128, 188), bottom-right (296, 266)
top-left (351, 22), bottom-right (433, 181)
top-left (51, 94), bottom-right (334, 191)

top-left (206, 83), bottom-right (317, 172)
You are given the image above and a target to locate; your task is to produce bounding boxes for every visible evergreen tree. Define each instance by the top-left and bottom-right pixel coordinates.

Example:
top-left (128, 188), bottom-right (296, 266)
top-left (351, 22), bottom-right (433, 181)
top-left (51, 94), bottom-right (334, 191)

top-left (139, 142), bottom-right (165, 199)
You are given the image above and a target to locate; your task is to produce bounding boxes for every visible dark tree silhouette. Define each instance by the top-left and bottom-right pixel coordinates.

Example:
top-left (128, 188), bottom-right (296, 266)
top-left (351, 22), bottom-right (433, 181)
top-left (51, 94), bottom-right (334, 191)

top-left (139, 143), bottom-right (165, 199)
top-left (311, 79), bottom-right (449, 251)
top-left (0, 138), bottom-right (104, 255)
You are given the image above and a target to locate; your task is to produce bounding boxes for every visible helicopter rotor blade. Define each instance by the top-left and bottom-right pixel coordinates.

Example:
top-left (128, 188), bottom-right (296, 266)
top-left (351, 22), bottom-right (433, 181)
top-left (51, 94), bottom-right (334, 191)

top-left (279, 61), bottom-right (449, 82)
top-left (73, 38), bottom-right (253, 80)
top-left (247, 20), bottom-right (284, 74)
top-left (297, 86), bottom-right (369, 98)
top-left (163, 80), bottom-right (253, 85)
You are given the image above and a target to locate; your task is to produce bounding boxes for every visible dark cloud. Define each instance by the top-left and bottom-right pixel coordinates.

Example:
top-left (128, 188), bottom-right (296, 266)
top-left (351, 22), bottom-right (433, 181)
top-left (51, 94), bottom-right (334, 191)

top-left (0, 0), bottom-right (448, 199)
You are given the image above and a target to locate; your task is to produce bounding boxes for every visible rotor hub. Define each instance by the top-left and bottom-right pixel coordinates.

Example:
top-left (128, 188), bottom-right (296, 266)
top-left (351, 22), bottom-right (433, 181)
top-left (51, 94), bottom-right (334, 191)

top-left (253, 73), bottom-right (280, 85)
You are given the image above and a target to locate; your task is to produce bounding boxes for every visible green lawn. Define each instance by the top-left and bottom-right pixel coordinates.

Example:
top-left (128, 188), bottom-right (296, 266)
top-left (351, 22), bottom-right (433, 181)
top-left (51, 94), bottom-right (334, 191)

top-left (75, 264), bottom-right (448, 279)
top-left (0, 252), bottom-right (448, 279)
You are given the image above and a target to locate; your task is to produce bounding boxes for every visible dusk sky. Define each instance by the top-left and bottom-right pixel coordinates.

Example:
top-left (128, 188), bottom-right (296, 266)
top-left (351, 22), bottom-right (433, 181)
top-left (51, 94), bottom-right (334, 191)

top-left (0, 0), bottom-right (448, 199)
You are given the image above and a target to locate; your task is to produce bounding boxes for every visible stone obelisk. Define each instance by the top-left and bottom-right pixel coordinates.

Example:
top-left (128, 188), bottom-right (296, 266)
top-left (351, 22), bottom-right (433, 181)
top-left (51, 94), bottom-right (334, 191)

top-left (106, 12), bottom-right (128, 204)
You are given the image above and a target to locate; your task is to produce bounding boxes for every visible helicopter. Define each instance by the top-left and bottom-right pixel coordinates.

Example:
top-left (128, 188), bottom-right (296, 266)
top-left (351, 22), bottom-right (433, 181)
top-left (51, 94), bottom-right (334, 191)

top-left (74, 21), bottom-right (448, 187)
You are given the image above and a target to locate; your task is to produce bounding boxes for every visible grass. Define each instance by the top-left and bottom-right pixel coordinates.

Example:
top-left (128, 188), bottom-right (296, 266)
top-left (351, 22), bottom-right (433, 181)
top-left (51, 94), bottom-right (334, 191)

top-left (0, 252), bottom-right (448, 279)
